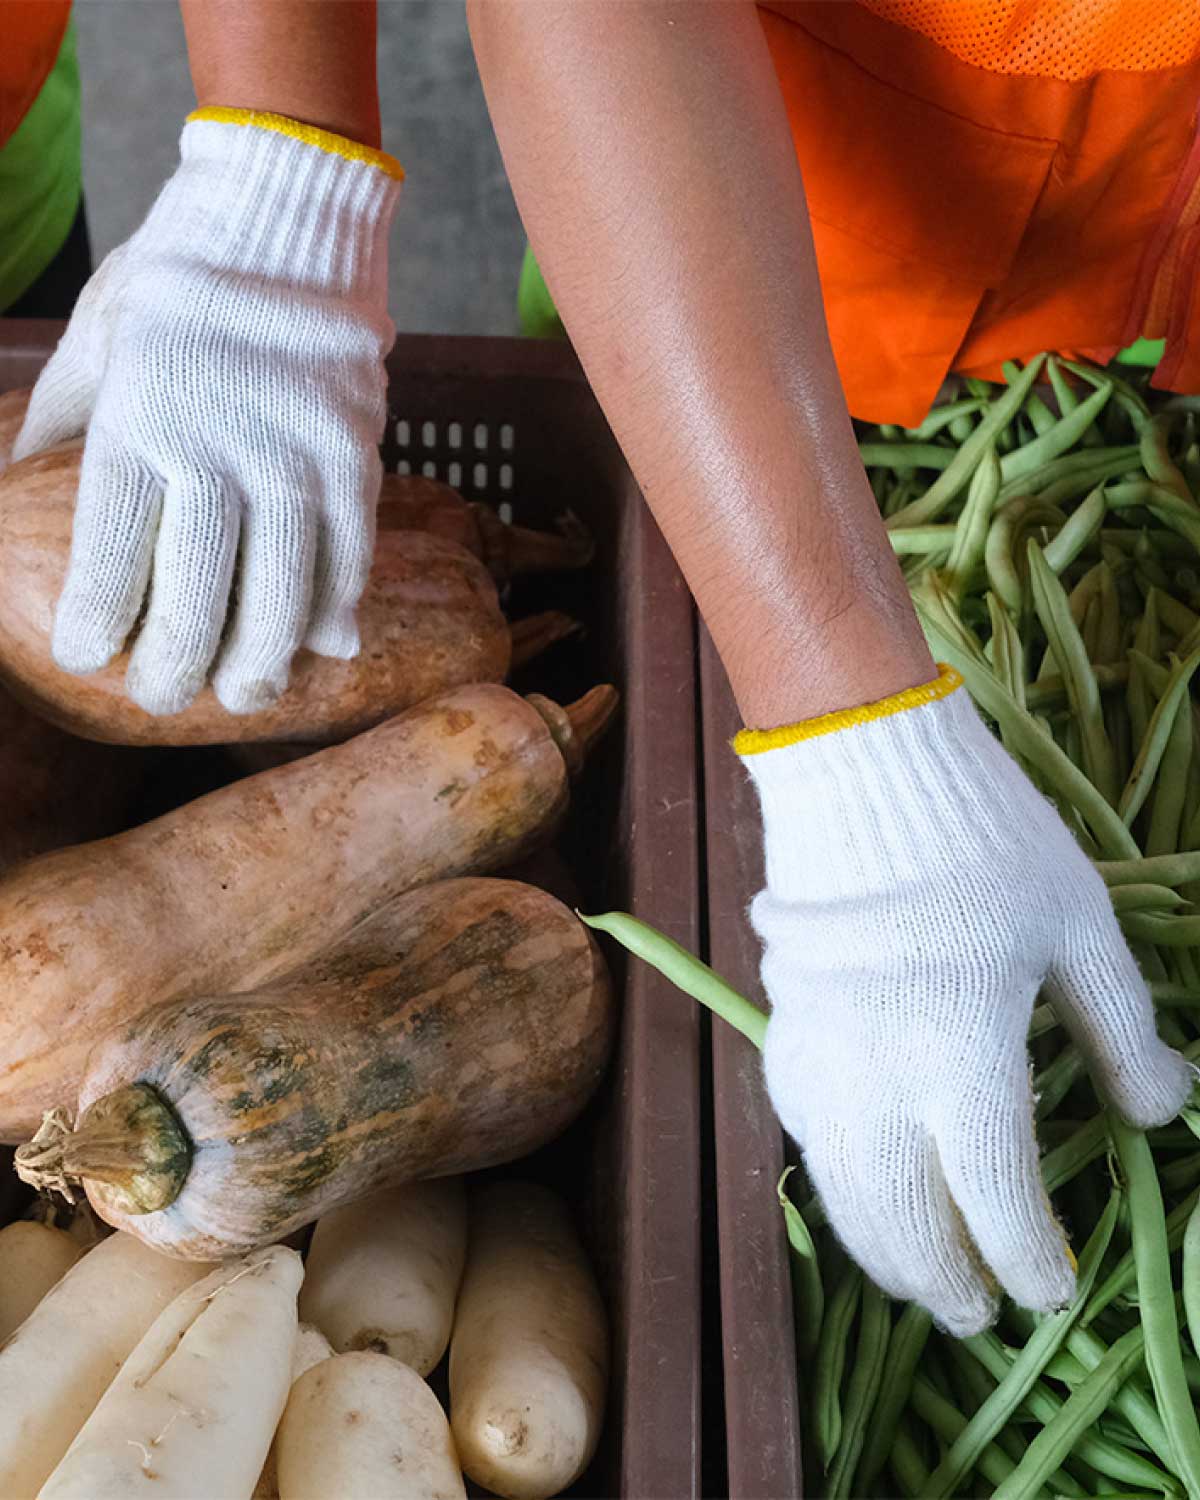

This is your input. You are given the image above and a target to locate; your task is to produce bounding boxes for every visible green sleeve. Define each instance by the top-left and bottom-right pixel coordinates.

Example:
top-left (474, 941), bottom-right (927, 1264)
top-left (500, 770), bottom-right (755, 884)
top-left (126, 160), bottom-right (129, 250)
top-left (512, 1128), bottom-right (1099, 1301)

top-left (517, 244), bottom-right (567, 340)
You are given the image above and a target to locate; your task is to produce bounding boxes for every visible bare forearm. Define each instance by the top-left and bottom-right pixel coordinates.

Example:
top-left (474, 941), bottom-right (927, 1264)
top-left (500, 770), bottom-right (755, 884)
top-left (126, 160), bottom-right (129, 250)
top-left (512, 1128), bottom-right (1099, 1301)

top-left (181, 0), bottom-right (381, 147)
top-left (469, 0), bottom-right (931, 726)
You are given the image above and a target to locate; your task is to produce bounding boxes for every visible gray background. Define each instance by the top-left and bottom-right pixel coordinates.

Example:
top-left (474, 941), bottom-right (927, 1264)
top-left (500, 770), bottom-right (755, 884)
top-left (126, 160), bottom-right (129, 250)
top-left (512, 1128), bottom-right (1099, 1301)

top-left (73, 0), bottom-right (526, 334)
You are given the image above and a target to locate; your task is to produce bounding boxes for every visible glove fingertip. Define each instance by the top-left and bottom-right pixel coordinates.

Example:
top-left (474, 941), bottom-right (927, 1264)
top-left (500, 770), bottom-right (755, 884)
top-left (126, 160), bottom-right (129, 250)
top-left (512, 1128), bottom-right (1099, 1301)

top-left (51, 612), bottom-right (122, 678)
top-left (303, 611), bottom-right (360, 661)
top-left (212, 660), bottom-right (290, 717)
top-left (1108, 1044), bottom-right (1196, 1130)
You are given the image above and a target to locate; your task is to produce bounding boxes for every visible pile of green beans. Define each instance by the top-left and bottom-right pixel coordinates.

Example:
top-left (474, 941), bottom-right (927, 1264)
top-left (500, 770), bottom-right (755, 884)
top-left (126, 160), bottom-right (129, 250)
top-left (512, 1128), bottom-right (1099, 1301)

top-left (587, 354), bottom-right (1200, 1497)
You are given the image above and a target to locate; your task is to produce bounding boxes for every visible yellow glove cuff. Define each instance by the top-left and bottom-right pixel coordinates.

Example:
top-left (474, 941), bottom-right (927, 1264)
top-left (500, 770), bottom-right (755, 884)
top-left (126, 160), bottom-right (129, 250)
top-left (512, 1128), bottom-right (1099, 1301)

top-left (187, 107), bottom-right (404, 181)
top-left (733, 663), bottom-right (963, 756)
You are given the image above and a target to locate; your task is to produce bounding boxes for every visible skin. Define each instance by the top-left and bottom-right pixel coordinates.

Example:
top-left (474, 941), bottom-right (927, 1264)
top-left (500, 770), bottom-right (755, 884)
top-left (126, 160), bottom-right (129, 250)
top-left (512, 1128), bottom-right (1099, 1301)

top-left (181, 0), bottom-right (382, 148)
top-left (181, 0), bottom-right (929, 730)
top-left (467, 0), bottom-right (934, 728)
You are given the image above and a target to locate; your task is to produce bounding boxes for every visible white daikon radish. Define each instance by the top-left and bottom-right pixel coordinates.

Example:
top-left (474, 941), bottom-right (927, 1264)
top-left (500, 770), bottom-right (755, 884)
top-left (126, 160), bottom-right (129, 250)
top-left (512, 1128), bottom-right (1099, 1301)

top-left (276, 1351), bottom-right (466, 1500)
top-left (0, 1219), bottom-right (84, 1341)
top-left (450, 1181), bottom-right (608, 1500)
top-left (0, 1231), bottom-right (208, 1497)
top-left (253, 1323), bottom-right (336, 1500)
top-left (39, 1244), bottom-right (302, 1499)
top-left (299, 1178), bottom-right (466, 1374)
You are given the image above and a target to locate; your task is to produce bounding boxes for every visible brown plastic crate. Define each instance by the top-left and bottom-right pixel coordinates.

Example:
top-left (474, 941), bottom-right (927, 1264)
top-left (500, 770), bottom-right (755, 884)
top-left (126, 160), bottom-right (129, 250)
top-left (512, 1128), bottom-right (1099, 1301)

top-left (700, 627), bottom-right (806, 1500)
top-left (0, 327), bottom-right (703, 1500)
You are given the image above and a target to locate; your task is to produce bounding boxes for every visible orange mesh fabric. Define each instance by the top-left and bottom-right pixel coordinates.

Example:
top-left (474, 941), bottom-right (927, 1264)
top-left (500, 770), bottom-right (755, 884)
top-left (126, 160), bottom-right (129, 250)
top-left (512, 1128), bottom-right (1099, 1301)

top-left (857, 0), bottom-right (1200, 80)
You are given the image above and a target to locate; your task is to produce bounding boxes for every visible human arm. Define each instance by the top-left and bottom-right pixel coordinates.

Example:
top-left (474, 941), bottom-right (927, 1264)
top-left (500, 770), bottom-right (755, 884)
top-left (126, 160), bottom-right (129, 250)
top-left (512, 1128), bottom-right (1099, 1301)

top-left (469, 0), bottom-right (1192, 1335)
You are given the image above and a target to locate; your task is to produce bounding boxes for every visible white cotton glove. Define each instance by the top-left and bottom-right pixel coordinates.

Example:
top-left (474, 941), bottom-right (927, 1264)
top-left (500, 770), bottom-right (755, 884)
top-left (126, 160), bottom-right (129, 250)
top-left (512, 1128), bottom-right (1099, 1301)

top-left (739, 665), bottom-right (1193, 1337)
top-left (13, 109), bottom-right (402, 715)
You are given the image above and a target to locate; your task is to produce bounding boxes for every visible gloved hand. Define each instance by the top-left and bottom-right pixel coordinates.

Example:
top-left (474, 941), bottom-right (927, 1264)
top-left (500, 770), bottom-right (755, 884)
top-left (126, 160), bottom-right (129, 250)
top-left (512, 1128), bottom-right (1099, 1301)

top-left (13, 108), bottom-right (402, 715)
top-left (738, 664), bottom-right (1193, 1336)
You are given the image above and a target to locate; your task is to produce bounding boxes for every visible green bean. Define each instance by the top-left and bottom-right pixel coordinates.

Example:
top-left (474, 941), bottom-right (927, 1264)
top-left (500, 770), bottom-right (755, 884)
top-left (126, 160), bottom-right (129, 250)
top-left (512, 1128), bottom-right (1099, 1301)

top-left (1160, 1153), bottom-right (1200, 1196)
top-left (947, 442), bottom-right (1001, 598)
top-left (986, 496), bottom-right (1068, 611)
top-left (969, 1327), bottom-right (1177, 1494)
top-left (1128, 652), bottom-right (1156, 761)
top-left (1038, 448), bottom-right (1146, 506)
top-left (906, 397), bottom-right (988, 441)
top-left (1043, 1115), bottom-right (1109, 1194)
top-left (1031, 1000), bottom-right (1062, 1039)
top-left (1147, 684), bottom-right (1194, 856)
top-left (855, 1303), bottom-right (932, 1490)
top-left (1097, 853), bottom-right (1200, 889)
top-left (1141, 413), bottom-right (1195, 507)
top-left (1064, 359), bottom-right (1151, 430)
top-left (888, 523), bottom-right (957, 557)
top-left (1185, 1198), bottom-right (1200, 1361)
top-left (1110, 884), bottom-right (1190, 914)
top-left (909, 1375), bottom-right (1023, 1489)
top-left (1097, 562), bottom-right (1125, 665)
top-left (890, 1413), bottom-right (933, 1499)
top-left (578, 911), bottom-right (766, 1047)
top-left (1030, 540), bottom-right (1121, 807)
top-left (1026, 388), bottom-right (1060, 436)
top-left (1121, 912), bottom-right (1200, 947)
top-left (1048, 354), bottom-right (1081, 416)
top-left (1045, 486), bottom-right (1109, 574)
top-left (887, 356), bottom-right (1047, 528)
top-left (826, 1282), bottom-right (891, 1499)
top-left (1119, 643), bottom-right (1200, 826)
top-left (923, 1189), bottom-right (1121, 1499)
top-left (1036, 1044), bottom-right (1087, 1119)
top-left (1109, 1116), bottom-right (1200, 1498)
top-left (1002, 380), bottom-right (1114, 482)
top-left (1108, 481), bottom-right (1200, 556)
top-left (860, 441), bottom-right (956, 472)
top-left (777, 1168), bottom-right (823, 1358)
top-left (1151, 590), bottom-right (1200, 641)
top-left (987, 591), bottom-right (1027, 708)
top-left (812, 1258), bottom-right (862, 1470)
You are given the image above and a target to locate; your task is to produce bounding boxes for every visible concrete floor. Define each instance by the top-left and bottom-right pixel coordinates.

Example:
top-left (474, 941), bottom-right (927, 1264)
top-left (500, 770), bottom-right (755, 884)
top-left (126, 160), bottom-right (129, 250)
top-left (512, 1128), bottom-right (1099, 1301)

top-left (73, 0), bottom-right (526, 335)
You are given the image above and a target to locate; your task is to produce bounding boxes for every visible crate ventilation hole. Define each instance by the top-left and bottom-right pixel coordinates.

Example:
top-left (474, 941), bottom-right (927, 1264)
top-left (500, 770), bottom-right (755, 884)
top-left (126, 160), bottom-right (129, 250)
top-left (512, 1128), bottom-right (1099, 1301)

top-left (391, 417), bottom-right (515, 508)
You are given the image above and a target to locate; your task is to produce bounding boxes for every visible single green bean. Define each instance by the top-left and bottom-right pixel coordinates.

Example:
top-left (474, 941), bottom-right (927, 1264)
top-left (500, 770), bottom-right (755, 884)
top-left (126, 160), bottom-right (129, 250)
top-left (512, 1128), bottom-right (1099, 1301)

top-left (854, 1303), bottom-right (932, 1491)
top-left (1152, 590), bottom-right (1200, 641)
top-left (905, 397), bottom-right (988, 441)
top-left (890, 1413), bottom-right (933, 1499)
top-left (860, 442), bottom-right (956, 472)
top-left (826, 1282), bottom-right (891, 1499)
top-left (1120, 911), bottom-right (1200, 947)
top-left (812, 1259), bottom-right (862, 1470)
top-left (888, 523), bottom-right (958, 557)
top-left (1141, 412), bottom-right (1195, 507)
top-left (985, 496), bottom-right (1068, 611)
top-left (1110, 884), bottom-right (1190, 914)
top-left (579, 911), bottom-right (766, 1047)
top-left (1029, 539), bottom-right (1121, 807)
top-left (922, 1189), bottom-right (1121, 1499)
top-left (887, 356), bottom-right (1047, 528)
top-left (1037, 447), bottom-right (1145, 506)
top-left (1109, 1115), bottom-right (1200, 1498)
top-left (1098, 853), bottom-right (1200, 888)
top-left (1096, 562), bottom-right (1124, 665)
top-left (777, 1168), bottom-right (822, 1358)
top-left (1159, 1152), bottom-right (1200, 1196)
top-left (1048, 354), bottom-right (1081, 416)
top-left (1146, 682), bottom-right (1193, 856)
top-left (1025, 387), bottom-right (1059, 436)
top-left (1036, 1043), bottom-right (1087, 1119)
top-left (947, 441), bottom-right (1001, 598)
top-left (1045, 486), bottom-right (1108, 574)
top-left (1119, 643), bottom-right (1200, 826)
top-left (1186, 1199), bottom-right (1200, 1360)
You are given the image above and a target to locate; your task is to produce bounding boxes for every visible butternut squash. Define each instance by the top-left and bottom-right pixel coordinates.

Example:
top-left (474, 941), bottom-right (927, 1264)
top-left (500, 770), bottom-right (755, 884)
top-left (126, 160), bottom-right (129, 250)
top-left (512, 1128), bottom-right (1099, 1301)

top-left (18, 878), bottom-right (614, 1259)
top-left (0, 681), bottom-right (616, 1140)
top-left (377, 472), bottom-right (593, 582)
top-left (0, 386), bottom-right (29, 474)
top-left (0, 445), bottom-right (510, 745)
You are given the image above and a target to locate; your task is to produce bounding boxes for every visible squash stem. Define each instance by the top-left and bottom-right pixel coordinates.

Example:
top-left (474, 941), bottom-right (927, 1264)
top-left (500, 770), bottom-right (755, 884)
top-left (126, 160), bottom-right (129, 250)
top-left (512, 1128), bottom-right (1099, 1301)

top-left (509, 611), bottom-right (582, 669)
top-left (14, 1084), bottom-right (191, 1216)
top-left (528, 685), bottom-right (620, 777)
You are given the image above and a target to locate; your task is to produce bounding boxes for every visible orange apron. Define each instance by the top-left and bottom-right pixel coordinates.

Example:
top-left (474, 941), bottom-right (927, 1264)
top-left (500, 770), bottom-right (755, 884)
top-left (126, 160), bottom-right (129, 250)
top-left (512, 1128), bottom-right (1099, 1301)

top-left (2, 1), bottom-right (71, 149)
top-left (758, 1), bottom-right (1200, 423)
